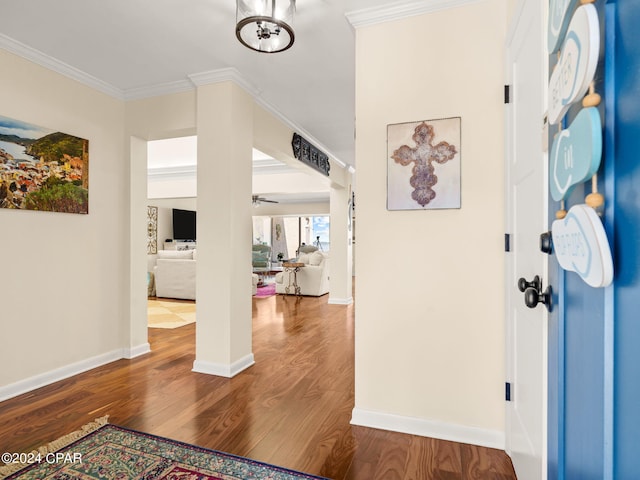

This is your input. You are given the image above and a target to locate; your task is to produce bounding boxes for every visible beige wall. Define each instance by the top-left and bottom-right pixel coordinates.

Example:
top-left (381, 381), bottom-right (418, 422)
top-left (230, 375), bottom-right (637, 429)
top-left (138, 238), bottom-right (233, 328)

top-left (353, 0), bottom-right (507, 447)
top-left (0, 49), bottom-right (127, 393)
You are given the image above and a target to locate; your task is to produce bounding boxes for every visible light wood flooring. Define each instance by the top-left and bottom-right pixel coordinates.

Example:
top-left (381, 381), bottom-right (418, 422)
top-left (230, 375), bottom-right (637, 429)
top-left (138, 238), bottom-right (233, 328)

top-left (0, 292), bottom-right (517, 479)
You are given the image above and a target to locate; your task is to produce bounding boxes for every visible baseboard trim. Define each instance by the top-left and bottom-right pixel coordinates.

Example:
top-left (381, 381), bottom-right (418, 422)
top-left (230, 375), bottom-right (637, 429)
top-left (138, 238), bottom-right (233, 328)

top-left (192, 353), bottom-right (255, 378)
top-left (328, 296), bottom-right (354, 305)
top-left (124, 343), bottom-right (151, 359)
top-left (0, 348), bottom-right (125, 402)
top-left (351, 408), bottom-right (505, 450)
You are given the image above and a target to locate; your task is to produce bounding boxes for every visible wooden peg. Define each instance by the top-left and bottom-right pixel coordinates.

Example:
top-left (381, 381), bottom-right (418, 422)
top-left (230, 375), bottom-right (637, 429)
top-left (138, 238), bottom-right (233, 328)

top-left (586, 174), bottom-right (604, 209)
top-left (556, 200), bottom-right (567, 220)
top-left (583, 92), bottom-right (601, 107)
top-left (585, 192), bottom-right (604, 208)
top-left (583, 82), bottom-right (601, 107)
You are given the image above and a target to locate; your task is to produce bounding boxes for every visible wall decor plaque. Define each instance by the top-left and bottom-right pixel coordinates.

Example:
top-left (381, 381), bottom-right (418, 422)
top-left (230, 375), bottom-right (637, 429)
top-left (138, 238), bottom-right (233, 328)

top-left (387, 117), bottom-right (461, 210)
top-left (548, 4), bottom-right (599, 125)
top-left (550, 107), bottom-right (602, 201)
top-left (291, 133), bottom-right (330, 176)
top-left (552, 204), bottom-right (613, 288)
top-left (147, 205), bottom-right (158, 254)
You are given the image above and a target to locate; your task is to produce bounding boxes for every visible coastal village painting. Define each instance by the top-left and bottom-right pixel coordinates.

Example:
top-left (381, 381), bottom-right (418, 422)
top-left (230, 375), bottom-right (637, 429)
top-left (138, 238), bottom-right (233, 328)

top-left (0, 114), bottom-right (89, 214)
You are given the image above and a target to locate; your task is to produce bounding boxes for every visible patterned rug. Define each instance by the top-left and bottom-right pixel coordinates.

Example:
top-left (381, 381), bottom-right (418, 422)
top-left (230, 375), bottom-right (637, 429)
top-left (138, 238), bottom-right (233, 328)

top-left (0, 418), bottom-right (326, 480)
top-left (255, 283), bottom-right (276, 298)
top-left (147, 299), bottom-right (196, 328)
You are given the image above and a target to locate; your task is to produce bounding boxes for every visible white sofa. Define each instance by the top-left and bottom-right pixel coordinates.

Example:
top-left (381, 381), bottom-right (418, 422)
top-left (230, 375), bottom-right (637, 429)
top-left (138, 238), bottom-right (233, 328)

top-left (154, 249), bottom-right (196, 300)
top-left (152, 250), bottom-right (262, 299)
top-left (275, 251), bottom-right (329, 296)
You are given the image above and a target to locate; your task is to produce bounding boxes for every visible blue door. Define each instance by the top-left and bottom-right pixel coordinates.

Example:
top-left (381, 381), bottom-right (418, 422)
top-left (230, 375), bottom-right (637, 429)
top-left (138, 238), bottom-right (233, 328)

top-left (547, 1), bottom-right (640, 478)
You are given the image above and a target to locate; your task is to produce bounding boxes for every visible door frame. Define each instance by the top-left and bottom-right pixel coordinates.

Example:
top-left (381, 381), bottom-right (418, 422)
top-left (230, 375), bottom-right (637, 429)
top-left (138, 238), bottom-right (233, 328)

top-left (504, 0), bottom-right (549, 476)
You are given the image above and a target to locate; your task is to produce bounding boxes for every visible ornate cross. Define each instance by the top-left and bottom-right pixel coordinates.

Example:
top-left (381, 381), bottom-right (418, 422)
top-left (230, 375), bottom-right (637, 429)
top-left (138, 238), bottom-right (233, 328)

top-left (391, 122), bottom-right (457, 207)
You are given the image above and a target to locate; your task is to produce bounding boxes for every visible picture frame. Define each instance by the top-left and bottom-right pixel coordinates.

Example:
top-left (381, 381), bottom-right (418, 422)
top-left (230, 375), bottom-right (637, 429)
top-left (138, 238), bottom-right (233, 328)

top-left (0, 114), bottom-right (89, 214)
top-left (387, 116), bottom-right (461, 210)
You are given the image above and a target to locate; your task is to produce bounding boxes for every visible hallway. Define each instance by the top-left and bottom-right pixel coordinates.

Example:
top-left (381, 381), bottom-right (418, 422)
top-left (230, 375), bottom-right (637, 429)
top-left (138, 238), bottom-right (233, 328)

top-left (0, 293), bottom-right (516, 479)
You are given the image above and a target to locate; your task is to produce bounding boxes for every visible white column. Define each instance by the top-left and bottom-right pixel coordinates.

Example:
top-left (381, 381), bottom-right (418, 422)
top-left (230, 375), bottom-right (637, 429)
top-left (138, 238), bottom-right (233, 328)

top-left (329, 178), bottom-right (353, 305)
top-left (192, 81), bottom-right (254, 377)
top-left (127, 136), bottom-right (151, 358)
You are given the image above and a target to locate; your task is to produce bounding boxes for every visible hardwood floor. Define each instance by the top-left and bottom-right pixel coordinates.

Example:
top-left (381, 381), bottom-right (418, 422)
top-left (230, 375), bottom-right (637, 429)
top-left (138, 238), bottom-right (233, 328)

top-left (0, 293), bottom-right (517, 479)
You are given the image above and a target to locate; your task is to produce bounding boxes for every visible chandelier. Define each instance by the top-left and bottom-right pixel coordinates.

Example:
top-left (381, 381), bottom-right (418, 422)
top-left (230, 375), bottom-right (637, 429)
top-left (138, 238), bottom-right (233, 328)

top-left (236, 0), bottom-right (296, 53)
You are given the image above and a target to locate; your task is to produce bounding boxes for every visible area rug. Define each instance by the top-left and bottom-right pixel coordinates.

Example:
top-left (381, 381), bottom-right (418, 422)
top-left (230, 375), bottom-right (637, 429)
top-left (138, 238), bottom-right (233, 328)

top-left (255, 283), bottom-right (276, 298)
top-left (0, 417), bottom-right (327, 480)
top-left (147, 299), bottom-right (196, 328)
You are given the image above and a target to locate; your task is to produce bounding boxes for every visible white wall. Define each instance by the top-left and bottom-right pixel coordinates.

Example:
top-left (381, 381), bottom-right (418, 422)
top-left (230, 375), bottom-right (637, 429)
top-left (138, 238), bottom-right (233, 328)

top-left (352, 0), bottom-right (507, 448)
top-left (0, 49), bottom-right (127, 394)
top-left (148, 174), bottom-right (197, 199)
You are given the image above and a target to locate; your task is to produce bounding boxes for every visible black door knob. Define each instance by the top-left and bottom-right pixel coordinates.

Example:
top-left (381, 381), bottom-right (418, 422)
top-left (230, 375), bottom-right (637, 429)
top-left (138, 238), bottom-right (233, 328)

top-left (518, 275), bottom-right (541, 293)
top-left (540, 231), bottom-right (553, 254)
top-left (524, 285), bottom-right (553, 312)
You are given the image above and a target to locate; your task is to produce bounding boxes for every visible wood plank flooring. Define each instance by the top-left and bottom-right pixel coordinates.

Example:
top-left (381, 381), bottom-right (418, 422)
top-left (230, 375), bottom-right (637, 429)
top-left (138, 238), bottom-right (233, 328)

top-left (0, 293), bottom-right (517, 479)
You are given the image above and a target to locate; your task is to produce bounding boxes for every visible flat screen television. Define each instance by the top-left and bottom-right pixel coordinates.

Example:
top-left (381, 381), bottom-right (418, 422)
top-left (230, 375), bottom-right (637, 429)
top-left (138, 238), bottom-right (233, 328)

top-left (172, 208), bottom-right (196, 241)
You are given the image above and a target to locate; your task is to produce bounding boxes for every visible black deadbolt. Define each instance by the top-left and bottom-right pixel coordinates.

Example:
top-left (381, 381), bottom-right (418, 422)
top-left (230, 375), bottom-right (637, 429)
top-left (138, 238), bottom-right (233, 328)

top-left (540, 231), bottom-right (553, 254)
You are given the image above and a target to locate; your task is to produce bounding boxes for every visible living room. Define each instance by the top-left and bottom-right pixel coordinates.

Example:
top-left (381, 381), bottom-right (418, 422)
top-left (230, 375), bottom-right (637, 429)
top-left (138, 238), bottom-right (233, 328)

top-left (145, 136), bottom-right (343, 307)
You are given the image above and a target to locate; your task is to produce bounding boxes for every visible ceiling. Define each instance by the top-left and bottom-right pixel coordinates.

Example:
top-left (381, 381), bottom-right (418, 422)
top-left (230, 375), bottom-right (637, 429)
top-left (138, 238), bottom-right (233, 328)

top-left (0, 0), bottom-right (425, 170)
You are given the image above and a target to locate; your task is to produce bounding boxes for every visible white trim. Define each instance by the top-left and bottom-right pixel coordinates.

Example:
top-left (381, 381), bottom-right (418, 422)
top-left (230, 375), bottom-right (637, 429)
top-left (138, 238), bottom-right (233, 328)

top-left (148, 165), bottom-right (198, 180)
top-left (0, 349), bottom-right (125, 402)
top-left (124, 79), bottom-right (194, 101)
top-left (346, 0), bottom-right (482, 28)
top-left (124, 343), bottom-right (151, 359)
top-left (0, 34), bottom-right (352, 171)
top-left (188, 68), bottom-right (261, 97)
top-left (328, 296), bottom-right (354, 305)
top-left (0, 33), bottom-right (124, 99)
top-left (351, 407), bottom-right (505, 450)
top-left (192, 354), bottom-right (255, 378)
top-left (188, 68), bottom-right (348, 170)
top-left (252, 95), bottom-right (348, 169)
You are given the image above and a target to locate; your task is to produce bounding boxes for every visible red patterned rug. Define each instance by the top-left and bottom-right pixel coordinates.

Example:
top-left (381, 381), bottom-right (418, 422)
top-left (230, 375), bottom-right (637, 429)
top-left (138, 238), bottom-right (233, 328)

top-left (255, 283), bottom-right (276, 297)
top-left (0, 418), bottom-right (326, 479)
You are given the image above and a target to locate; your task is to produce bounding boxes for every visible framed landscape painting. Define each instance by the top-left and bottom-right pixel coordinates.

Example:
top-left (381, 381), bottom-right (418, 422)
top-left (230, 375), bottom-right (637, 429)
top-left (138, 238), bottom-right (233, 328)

top-left (0, 114), bottom-right (89, 214)
top-left (387, 117), bottom-right (461, 210)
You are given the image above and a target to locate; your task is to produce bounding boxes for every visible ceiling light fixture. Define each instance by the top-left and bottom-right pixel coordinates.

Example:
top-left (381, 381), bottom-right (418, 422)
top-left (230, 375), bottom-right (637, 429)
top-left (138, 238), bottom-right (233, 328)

top-left (236, 0), bottom-right (296, 53)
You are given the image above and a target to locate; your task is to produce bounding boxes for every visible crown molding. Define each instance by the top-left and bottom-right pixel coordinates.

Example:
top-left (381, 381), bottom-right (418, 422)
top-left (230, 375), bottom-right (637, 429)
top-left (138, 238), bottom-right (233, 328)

top-left (124, 79), bottom-right (194, 101)
top-left (188, 67), bottom-right (262, 97)
top-left (186, 68), bottom-right (346, 168)
top-left (252, 94), bottom-right (348, 169)
top-left (0, 33), bottom-right (125, 99)
top-left (0, 31), bottom-right (351, 170)
top-left (346, 0), bottom-right (482, 28)
top-left (148, 165), bottom-right (197, 180)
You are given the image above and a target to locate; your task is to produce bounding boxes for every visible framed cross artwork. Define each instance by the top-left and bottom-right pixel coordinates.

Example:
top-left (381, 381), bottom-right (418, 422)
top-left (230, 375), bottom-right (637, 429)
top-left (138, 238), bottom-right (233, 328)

top-left (387, 117), bottom-right (461, 211)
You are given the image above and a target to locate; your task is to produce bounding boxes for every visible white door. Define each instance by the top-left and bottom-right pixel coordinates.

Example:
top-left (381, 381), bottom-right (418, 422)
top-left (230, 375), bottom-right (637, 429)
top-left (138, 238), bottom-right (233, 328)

top-left (505, 1), bottom-right (547, 479)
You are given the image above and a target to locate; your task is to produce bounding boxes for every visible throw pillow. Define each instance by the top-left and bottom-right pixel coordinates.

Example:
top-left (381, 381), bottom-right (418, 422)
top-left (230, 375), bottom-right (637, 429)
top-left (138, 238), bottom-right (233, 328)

top-left (309, 251), bottom-right (324, 266)
top-left (297, 253), bottom-right (310, 264)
